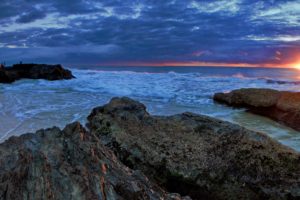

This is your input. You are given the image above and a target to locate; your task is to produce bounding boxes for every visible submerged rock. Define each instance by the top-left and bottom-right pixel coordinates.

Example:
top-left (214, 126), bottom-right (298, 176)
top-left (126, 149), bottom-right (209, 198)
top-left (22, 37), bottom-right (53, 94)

top-left (0, 122), bottom-right (189, 200)
top-left (0, 63), bottom-right (75, 83)
top-left (213, 88), bottom-right (300, 131)
top-left (88, 97), bottom-right (300, 200)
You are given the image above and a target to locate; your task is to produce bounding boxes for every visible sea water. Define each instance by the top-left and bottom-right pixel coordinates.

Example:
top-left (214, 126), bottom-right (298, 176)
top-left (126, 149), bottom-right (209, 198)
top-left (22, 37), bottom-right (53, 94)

top-left (0, 66), bottom-right (300, 151)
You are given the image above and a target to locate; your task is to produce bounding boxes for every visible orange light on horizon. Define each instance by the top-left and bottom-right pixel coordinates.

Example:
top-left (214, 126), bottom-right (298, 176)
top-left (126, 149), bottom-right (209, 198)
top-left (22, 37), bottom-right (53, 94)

top-left (96, 61), bottom-right (289, 68)
top-left (95, 56), bottom-right (300, 69)
top-left (294, 62), bottom-right (300, 70)
top-left (287, 56), bottom-right (300, 69)
top-left (287, 53), bottom-right (300, 69)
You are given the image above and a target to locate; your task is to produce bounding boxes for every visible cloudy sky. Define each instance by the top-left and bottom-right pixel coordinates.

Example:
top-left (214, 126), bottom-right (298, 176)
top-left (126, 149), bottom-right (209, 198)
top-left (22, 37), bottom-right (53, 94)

top-left (0, 0), bottom-right (300, 68)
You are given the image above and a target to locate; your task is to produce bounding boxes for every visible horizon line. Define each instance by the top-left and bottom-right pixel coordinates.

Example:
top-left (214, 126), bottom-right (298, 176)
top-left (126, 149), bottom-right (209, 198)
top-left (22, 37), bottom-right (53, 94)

top-left (85, 61), bottom-right (299, 70)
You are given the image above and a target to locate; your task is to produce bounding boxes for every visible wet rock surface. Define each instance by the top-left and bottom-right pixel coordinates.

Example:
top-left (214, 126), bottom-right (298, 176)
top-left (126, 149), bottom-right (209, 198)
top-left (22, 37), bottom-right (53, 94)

top-left (0, 122), bottom-right (189, 200)
top-left (88, 97), bottom-right (300, 200)
top-left (0, 64), bottom-right (74, 83)
top-left (213, 88), bottom-right (300, 131)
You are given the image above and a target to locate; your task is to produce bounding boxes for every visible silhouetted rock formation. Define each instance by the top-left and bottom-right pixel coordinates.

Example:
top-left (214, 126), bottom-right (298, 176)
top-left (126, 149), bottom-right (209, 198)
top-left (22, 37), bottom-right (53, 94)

top-left (213, 88), bottom-right (300, 131)
top-left (87, 97), bottom-right (300, 200)
top-left (0, 122), bottom-right (190, 200)
top-left (0, 63), bottom-right (75, 83)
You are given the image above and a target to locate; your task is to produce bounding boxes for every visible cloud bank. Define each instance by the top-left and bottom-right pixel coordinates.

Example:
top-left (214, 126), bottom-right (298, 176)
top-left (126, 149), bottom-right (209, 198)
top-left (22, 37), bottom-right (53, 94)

top-left (0, 0), bottom-right (299, 67)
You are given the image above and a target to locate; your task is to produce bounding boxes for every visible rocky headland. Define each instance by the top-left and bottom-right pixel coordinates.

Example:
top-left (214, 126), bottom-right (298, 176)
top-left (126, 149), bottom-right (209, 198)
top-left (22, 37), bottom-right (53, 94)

top-left (0, 63), bottom-right (74, 83)
top-left (213, 88), bottom-right (300, 131)
top-left (0, 97), bottom-right (299, 200)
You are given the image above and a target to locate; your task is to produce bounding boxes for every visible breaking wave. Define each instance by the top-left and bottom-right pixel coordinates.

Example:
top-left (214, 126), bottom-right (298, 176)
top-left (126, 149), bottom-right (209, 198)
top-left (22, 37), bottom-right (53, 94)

top-left (0, 67), bottom-right (300, 150)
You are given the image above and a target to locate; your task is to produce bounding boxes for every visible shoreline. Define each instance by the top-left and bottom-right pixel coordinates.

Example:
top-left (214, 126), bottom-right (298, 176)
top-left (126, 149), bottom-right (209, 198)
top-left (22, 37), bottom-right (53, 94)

top-left (0, 97), bottom-right (299, 199)
top-left (1, 75), bottom-right (299, 151)
top-left (1, 66), bottom-right (300, 199)
top-left (1, 93), bottom-right (299, 152)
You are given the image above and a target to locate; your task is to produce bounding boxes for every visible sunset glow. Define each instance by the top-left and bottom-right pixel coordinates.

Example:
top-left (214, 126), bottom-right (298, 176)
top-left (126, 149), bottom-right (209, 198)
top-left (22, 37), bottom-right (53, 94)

top-left (294, 62), bottom-right (300, 70)
top-left (96, 61), bottom-right (299, 69)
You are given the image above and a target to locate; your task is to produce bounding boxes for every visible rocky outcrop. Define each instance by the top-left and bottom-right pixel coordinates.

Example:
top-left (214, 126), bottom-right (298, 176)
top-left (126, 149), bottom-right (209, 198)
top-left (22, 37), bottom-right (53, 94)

top-left (87, 97), bottom-right (300, 200)
top-left (0, 122), bottom-right (189, 200)
top-left (213, 88), bottom-right (300, 131)
top-left (0, 64), bottom-right (75, 83)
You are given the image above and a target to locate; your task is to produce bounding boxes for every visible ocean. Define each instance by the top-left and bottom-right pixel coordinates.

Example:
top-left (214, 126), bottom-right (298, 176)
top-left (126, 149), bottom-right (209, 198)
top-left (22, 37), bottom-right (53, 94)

top-left (0, 66), bottom-right (300, 151)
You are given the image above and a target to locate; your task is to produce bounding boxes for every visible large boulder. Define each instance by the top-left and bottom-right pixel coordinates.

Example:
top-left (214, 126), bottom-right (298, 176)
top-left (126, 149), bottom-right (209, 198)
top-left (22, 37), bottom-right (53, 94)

top-left (87, 97), bottom-right (300, 200)
top-left (0, 122), bottom-right (189, 200)
top-left (213, 88), bottom-right (300, 131)
top-left (0, 64), bottom-right (75, 83)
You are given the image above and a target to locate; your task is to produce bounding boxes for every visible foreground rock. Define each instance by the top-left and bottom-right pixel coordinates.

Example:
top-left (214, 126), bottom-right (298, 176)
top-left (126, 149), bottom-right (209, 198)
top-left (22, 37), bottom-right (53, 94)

top-left (0, 122), bottom-right (189, 200)
top-left (0, 63), bottom-right (74, 83)
top-left (213, 88), bottom-right (300, 131)
top-left (88, 97), bottom-right (300, 200)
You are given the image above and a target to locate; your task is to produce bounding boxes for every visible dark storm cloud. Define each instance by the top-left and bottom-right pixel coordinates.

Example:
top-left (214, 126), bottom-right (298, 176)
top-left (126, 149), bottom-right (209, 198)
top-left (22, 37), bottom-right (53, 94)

top-left (0, 0), bottom-right (299, 66)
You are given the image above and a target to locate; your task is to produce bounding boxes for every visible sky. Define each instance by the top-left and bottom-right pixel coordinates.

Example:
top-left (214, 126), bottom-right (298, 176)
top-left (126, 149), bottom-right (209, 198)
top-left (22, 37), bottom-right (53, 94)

top-left (0, 0), bottom-right (300, 68)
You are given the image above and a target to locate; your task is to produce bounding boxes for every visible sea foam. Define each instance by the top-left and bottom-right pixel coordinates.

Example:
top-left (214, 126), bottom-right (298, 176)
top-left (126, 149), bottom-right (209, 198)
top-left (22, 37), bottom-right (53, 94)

top-left (0, 67), bottom-right (300, 150)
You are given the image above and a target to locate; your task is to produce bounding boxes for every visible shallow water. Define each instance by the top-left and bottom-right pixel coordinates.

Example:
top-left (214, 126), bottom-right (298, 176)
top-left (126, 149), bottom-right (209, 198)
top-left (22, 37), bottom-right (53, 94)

top-left (0, 66), bottom-right (300, 151)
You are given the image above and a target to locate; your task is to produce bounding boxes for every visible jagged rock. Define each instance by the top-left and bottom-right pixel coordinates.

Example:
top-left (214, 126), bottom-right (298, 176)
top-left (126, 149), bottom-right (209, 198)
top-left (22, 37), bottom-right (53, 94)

top-left (88, 97), bottom-right (300, 200)
top-left (213, 88), bottom-right (300, 131)
top-left (0, 122), bottom-right (189, 200)
top-left (0, 64), bottom-right (75, 83)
